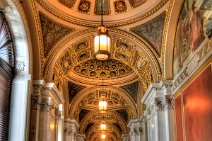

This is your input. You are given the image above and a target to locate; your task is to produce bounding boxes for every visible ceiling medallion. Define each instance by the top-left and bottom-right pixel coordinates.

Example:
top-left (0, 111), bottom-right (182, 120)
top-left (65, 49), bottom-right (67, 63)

top-left (94, 0), bottom-right (111, 61)
top-left (78, 0), bottom-right (91, 13)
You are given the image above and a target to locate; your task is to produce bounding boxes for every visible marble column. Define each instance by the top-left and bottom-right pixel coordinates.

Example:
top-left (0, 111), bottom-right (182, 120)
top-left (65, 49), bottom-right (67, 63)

top-left (58, 117), bottom-right (64, 141)
top-left (38, 83), bottom-right (56, 141)
top-left (64, 119), bottom-right (79, 141)
top-left (29, 80), bottom-right (43, 141)
top-left (29, 81), bottom-right (64, 141)
top-left (141, 81), bottom-right (175, 141)
top-left (76, 134), bottom-right (85, 141)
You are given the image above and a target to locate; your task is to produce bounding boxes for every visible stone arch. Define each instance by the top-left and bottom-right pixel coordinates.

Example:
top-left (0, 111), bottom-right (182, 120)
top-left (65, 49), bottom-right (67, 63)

top-left (0, 1), bottom-right (32, 141)
top-left (68, 86), bottom-right (138, 120)
top-left (79, 111), bottom-right (128, 134)
top-left (162, 0), bottom-right (184, 80)
top-left (86, 123), bottom-right (121, 141)
top-left (44, 28), bottom-right (161, 90)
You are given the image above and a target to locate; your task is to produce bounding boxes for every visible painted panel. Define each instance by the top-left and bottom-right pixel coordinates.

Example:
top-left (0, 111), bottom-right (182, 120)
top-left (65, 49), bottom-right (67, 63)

top-left (174, 64), bottom-right (212, 141)
top-left (173, 0), bottom-right (206, 76)
top-left (183, 65), bottom-right (212, 141)
top-left (95, 0), bottom-right (110, 15)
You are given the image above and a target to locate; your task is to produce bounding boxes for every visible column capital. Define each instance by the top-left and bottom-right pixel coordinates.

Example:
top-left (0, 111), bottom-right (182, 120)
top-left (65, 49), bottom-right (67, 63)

top-left (64, 119), bottom-right (79, 136)
top-left (128, 119), bottom-right (143, 135)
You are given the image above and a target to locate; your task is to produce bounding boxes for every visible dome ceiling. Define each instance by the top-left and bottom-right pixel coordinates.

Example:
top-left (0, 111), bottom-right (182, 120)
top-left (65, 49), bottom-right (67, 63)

top-left (36, 0), bottom-right (168, 27)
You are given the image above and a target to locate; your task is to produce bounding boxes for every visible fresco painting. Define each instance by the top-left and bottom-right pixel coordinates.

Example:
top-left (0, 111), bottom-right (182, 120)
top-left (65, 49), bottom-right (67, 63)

top-left (173, 0), bottom-right (206, 76)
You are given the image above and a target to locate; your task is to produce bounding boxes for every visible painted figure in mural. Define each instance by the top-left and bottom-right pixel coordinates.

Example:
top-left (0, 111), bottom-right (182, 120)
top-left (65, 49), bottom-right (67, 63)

top-left (174, 0), bottom-right (205, 76)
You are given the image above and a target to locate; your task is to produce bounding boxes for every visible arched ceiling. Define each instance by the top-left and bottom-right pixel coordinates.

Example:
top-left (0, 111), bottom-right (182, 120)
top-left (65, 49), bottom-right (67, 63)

top-left (24, 0), bottom-right (171, 140)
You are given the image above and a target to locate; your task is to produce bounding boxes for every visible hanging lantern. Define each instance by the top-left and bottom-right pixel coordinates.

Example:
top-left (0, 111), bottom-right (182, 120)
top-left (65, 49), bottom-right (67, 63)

top-left (94, 0), bottom-right (111, 60)
top-left (94, 26), bottom-right (111, 60)
top-left (99, 100), bottom-right (107, 114)
top-left (100, 121), bottom-right (106, 131)
top-left (101, 132), bottom-right (106, 140)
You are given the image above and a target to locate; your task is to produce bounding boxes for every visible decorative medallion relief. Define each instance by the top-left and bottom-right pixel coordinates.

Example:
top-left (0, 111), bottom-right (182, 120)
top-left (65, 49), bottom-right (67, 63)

top-left (73, 59), bottom-right (133, 80)
top-left (78, 0), bottom-right (91, 14)
top-left (114, 0), bottom-right (127, 13)
top-left (39, 13), bottom-right (74, 57)
top-left (131, 12), bottom-right (166, 56)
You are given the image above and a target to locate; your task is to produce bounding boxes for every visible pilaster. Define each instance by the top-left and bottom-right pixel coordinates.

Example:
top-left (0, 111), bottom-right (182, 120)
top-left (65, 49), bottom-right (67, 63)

top-left (141, 81), bottom-right (175, 141)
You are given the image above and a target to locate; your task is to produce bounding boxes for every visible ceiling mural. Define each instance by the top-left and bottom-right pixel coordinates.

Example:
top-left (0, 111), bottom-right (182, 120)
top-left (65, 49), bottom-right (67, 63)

top-left (121, 81), bottom-right (139, 102)
top-left (68, 81), bottom-right (85, 102)
top-left (131, 12), bottom-right (166, 56)
top-left (39, 13), bottom-right (74, 57)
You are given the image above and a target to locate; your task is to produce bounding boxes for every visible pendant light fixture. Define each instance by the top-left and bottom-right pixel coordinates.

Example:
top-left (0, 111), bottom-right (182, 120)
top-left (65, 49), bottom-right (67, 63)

top-left (94, 0), bottom-right (111, 60)
top-left (99, 99), bottom-right (107, 114)
top-left (101, 131), bottom-right (106, 140)
top-left (100, 121), bottom-right (107, 131)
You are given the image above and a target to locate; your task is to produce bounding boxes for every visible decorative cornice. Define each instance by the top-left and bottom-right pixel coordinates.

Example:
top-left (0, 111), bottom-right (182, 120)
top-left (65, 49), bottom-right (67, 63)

top-left (172, 39), bottom-right (211, 93)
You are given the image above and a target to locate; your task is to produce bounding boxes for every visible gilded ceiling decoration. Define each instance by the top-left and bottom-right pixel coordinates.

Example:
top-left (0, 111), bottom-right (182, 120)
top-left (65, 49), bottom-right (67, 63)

top-left (68, 86), bottom-right (138, 120)
top-left (121, 81), bottom-right (139, 102)
top-left (36, 0), bottom-right (168, 27)
top-left (58, 0), bottom-right (77, 8)
top-left (114, 0), bottom-right (127, 13)
top-left (95, 0), bottom-right (111, 15)
top-left (129, 0), bottom-right (146, 8)
top-left (78, 0), bottom-right (91, 14)
top-left (86, 123), bottom-right (121, 139)
top-left (0, 12), bottom-right (14, 67)
top-left (131, 12), bottom-right (166, 56)
top-left (39, 13), bottom-right (74, 57)
top-left (80, 111), bottom-right (128, 133)
top-left (68, 81), bottom-right (85, 102)
top-left (73, 59), bottom-right (133, 80)
top-left (200, 0), bottom-right (212, 10)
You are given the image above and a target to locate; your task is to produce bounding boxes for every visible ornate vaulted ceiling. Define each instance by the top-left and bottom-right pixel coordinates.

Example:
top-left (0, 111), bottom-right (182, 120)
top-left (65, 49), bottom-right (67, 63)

top-left (25, 0), bottom-right (171, 140)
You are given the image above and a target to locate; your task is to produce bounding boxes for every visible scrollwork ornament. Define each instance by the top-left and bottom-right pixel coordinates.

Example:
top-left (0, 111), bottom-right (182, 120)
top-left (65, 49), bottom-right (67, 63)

top-left (64, 126), bottom-right (74, 136)
top-left (155, 97), bottom-right (167, 110)
top-left (40, 97), bottom-right (53, 111)
top-left (31, 95), bottom-right (40, 110)
top-left (132, 126), bottom-right (143, 135)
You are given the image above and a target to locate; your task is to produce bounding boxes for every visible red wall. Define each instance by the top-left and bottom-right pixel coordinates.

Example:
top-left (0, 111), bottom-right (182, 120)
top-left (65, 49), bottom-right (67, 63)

top-left (175, 65), bottom-right (212, 141)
